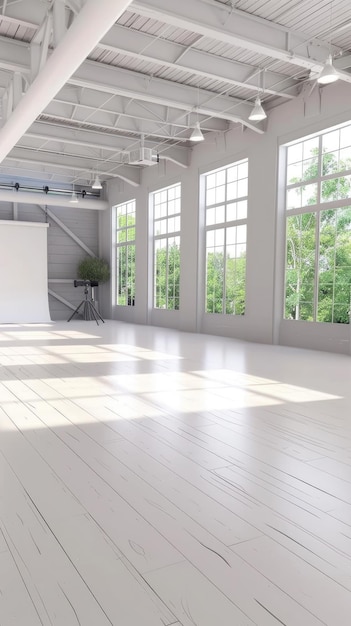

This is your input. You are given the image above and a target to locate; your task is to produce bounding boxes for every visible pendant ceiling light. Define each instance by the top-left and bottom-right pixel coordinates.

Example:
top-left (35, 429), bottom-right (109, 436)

top-left (92, 174), bottom-right (102, 190)
top-left (248, 95), bottom-right (267, 122)
top-left (317, 54), bottom-right (339, 85)
top-left (189, 121), bottom-right (204, 142)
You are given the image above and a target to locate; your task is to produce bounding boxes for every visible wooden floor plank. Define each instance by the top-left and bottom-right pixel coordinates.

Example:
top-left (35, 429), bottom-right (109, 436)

top-left (0, 320), bottom-right (350, 625)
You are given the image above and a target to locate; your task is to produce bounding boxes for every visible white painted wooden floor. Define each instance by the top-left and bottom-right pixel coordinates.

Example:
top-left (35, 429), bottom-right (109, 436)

top-left (0, 320), bottom-right (351, 625)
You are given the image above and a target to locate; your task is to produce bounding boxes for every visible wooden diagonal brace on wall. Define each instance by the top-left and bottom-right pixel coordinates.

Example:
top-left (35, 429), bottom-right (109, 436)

top-left (37, 204), bottom-right (96, 257)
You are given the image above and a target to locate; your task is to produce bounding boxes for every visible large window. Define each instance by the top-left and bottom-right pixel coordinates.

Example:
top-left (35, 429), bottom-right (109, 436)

top-left (204, 159), bottom-right (248, 314)
top-left (285, 125), bottom-right (351, 323)
top-left (151, 183), bottom-right (181, 310)
top-left (115, 200), bottom-right (136, 306)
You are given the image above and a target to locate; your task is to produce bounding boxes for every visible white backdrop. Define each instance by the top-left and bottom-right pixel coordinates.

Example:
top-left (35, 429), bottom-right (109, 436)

top-left (0, 220), bottom-right (51, 323)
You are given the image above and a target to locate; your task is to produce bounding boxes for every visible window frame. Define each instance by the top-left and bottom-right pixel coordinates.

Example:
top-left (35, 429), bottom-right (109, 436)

top-left (114, 199), bottom-right (136, 307)
top-left (284, 123), bottom-right (351, 324)
top-left (150, 182), bottom-right (181, 311)
top-left (203, 158), bottom-right (248, 316)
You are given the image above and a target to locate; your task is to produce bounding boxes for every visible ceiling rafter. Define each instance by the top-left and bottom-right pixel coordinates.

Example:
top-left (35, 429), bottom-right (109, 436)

top-left (95, 23), bottom-right (298, 98)
top-left (132, 0), bottom-right (351, 80)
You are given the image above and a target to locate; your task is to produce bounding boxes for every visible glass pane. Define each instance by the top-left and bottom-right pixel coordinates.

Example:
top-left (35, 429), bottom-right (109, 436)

top-left (322, 151), bottom-right (339, 176)
top-left (226, 202), bottom-right (237, 221)
top-left (216, 170), bottom-right (225, 186)
top-left (214, 228), bottom-right (225, 246)
top-left (333, 305), bottom-right (350, 324)
top-left (237, 200), bottom-right (247, 220)
top-left (206, 249), bottom-right (224, 314)
top-left (301, 183), bottom-right (317, 206)
top-left (206, 230), bottom-right (215, 247)
top-left (206, 173), bottom-right (216, 189)
top-left (168, 200), bottom-right (176, 215)
top-left (287, 143), bottom-right (303, 165)
top-left (216, 205), bottom-right (225, 223)
top-left (302, 157), bottom-right (318, 180)
top-left (299, 302), bottom-right (314, 321)
top-left (285, 213), bottom-right (316, 321)
top-left (339, 147), bottom-right (351, 170)
top-left (321, 176), bottom-right (351, 202)
top-left (206, 207), bottom-right (216, 226)
top-left (226, 226), bottom-right (236, 245)
top-left (206, 188), bottom-right (216, 206)
top-left (227, 182), bottom-right (237, 201)
top-left (154, 203), bottom-right (161, 220)
top-left (127, 227), bottom-right (135, 242)
top-left (303, 137), bottom-right (319, 159)
top-left (340, 125), bottom-right (351, 149)
top-left (287, 187), bottom-right (302, 210)
top-left (287, 162), bottom-right (302, 185)
top-left (322, 130), bottom-right (339, 153)
top-left (236, 224), bottom-right (246, 244)
top-left (227, 166), bottom-right (237, 182)
top-left (237, 178), bottom-right (248, 198)
top-left (117, 230), bottom-right (126, 244)
top-left (237, 161), bottom-right (248, 179)
top-left (216, 185), bottom-right (225, 204)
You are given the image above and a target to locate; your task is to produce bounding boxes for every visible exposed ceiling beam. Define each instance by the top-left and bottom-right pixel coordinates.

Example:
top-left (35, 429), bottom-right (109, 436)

top-left (96, 23), bottom-right (299, 98)
top-left (133, 0), bottom-right (351, 79)
top-left (37, 111), bottom-right (193, 144)
top-left (0, 0), bottom-right (134, 164)
top-left (0, 36), bottom-right (263, 133)
top-left (51, 90), bottom-right (229, 134)
top-left (21, 122), bottom-right (190, 167)
top-left (0, 188), bottom-right (108, 210)
top-left (69, 60), bottom-right (265, 133)
top-left (5, 149), bottom-right (141, 186)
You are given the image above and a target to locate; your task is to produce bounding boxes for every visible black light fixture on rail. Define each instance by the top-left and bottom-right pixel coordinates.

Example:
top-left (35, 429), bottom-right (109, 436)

top-left (0, 182), bottom-right (99, 199)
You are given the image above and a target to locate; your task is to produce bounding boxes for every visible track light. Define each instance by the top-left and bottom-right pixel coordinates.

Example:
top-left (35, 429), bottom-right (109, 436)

top-left (92, 175), bottom-right (102, 190)
top-left (249, 96), bottom-right (267, 121)
top-left (317, 54), bottom-right (339, 85)
top-left (189, 121), bottom-right (204, 142)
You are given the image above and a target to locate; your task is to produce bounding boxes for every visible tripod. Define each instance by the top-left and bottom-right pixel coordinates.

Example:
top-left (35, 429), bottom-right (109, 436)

top-left (67, 284), bottom-right (105, 325)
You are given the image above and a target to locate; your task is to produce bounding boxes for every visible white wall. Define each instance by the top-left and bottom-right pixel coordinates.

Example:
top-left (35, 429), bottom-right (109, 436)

top-left (103, 81), bottom-right (351, 354)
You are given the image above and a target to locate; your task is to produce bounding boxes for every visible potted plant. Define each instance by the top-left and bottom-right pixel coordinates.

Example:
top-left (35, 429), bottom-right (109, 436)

top-left (77, 257), bottom-right (110, 308)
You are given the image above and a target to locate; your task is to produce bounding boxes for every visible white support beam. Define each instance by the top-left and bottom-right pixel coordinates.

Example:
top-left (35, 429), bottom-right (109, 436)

top-left (12, 72), bottom-right (22, 109)
top-left (53, 0), bottom-right (67, 47)
top-left (28, 120), bottom-right (192, 150)
top-left (69, 60), bottom-right (265, 133)
top-left (0, 0), bottom-right (134, 164)
top-left (48, 91), bottom-right (228, 135)
top-left (21, 125), bottom-right (190, 168)
top-left (6, 150), bottom-right (141, 187)
top-left (0, 36), bottom-right (263, 132)
top-left (98, 23), bottom-right (299, 98)
top-left (133, 0), bottom-right (345, 74)
top-left (0, 188), bottom-right (108, 210)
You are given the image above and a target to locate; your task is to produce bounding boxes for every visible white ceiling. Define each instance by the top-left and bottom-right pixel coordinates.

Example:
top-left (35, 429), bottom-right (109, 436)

top-left (0, 0), bottom-right (350, 193)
